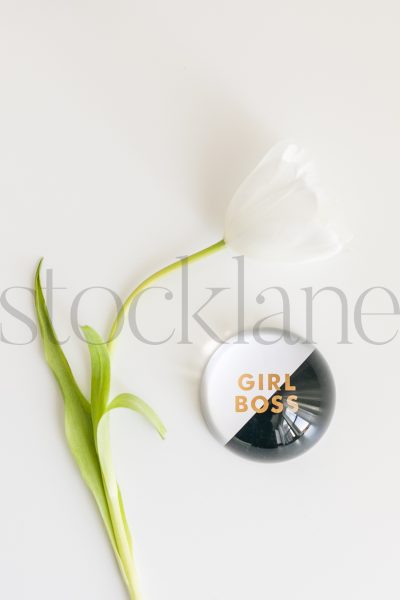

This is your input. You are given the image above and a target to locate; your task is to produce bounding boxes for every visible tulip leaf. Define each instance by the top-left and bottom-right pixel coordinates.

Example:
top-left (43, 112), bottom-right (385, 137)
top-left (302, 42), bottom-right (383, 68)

top-left (34, 261), bottom-right (91, 415)
top-left (81, 325), bottom-right (167, 579)
top-left (105, 393), bottom-right (167, 440)
top-left (81, 325), bottom-right (137, 589)
top-left (81, 325), bottom-right (111, 435)
top-left (36, 260), bottom-right (167, 598)
top-left (96, 393), bottom-right (167, 560)
top-left (34, 260), bottom-right (120, 561)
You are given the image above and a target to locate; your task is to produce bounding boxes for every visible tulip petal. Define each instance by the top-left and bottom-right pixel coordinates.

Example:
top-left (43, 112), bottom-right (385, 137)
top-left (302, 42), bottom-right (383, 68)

top-left (224, 141), bottom-right (351, 264)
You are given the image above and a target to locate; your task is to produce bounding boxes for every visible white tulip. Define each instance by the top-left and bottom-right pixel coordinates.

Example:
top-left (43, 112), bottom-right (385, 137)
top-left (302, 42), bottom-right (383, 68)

top-left (108, 142), bottom-right (352, 346)
top-left (224, 142), bottom-right (351, 263)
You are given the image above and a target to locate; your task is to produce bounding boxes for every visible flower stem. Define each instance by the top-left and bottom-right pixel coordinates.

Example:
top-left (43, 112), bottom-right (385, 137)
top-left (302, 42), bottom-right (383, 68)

top-left (108, 490), bottom-right (141, 599)
top-left (105, 238), bottom-right (225, 599)
top-left (107, 239), bottom-right (226, 354)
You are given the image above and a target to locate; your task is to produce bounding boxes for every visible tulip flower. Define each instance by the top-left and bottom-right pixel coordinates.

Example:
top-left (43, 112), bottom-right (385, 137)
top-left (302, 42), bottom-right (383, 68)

top-left (109, 141), bottom-right (351, 346)
top-left (34, 140), bottom-right (351, 600)
top-left (224, 141), bottom-right (350, 263)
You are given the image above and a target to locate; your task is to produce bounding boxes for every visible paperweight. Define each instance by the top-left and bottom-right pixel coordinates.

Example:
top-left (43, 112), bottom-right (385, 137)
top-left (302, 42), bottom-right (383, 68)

top-left (200, 328), bottom-right (335, 462)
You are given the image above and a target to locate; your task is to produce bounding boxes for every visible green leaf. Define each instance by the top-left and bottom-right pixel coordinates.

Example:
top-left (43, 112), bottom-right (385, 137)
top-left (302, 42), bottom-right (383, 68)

top-left (34, 260), bottom-right (91, 415)
top-left (106, 393), bottom-right (167, 440)
top-left (81, 325), bottom-right (138, 592)
top-left (34, 260), bottom-right (120, 563)
top-left (97, 393), bottom-right (167, 561)
top-left (81, 325), bottom-right (111, 435)
top-left (36, 261), bottom-right (167, 600)
top-left (80, 328), bottom-right (167, 588)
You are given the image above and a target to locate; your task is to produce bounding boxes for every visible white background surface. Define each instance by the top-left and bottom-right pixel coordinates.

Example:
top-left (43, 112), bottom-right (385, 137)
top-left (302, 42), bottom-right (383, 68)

top-left (1, 2), bottom-right (399, 599)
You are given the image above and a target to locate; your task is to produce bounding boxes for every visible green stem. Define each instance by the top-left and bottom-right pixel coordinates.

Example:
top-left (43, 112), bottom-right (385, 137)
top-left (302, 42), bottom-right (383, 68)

top-left (105, 238), bottom-right (225, 599)
top-left (98, 421), bottom-right (141, 599)
top-left (107, 485), bottom-right (141, 599)
top-left (107, 239), bottom-right (226, 354)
